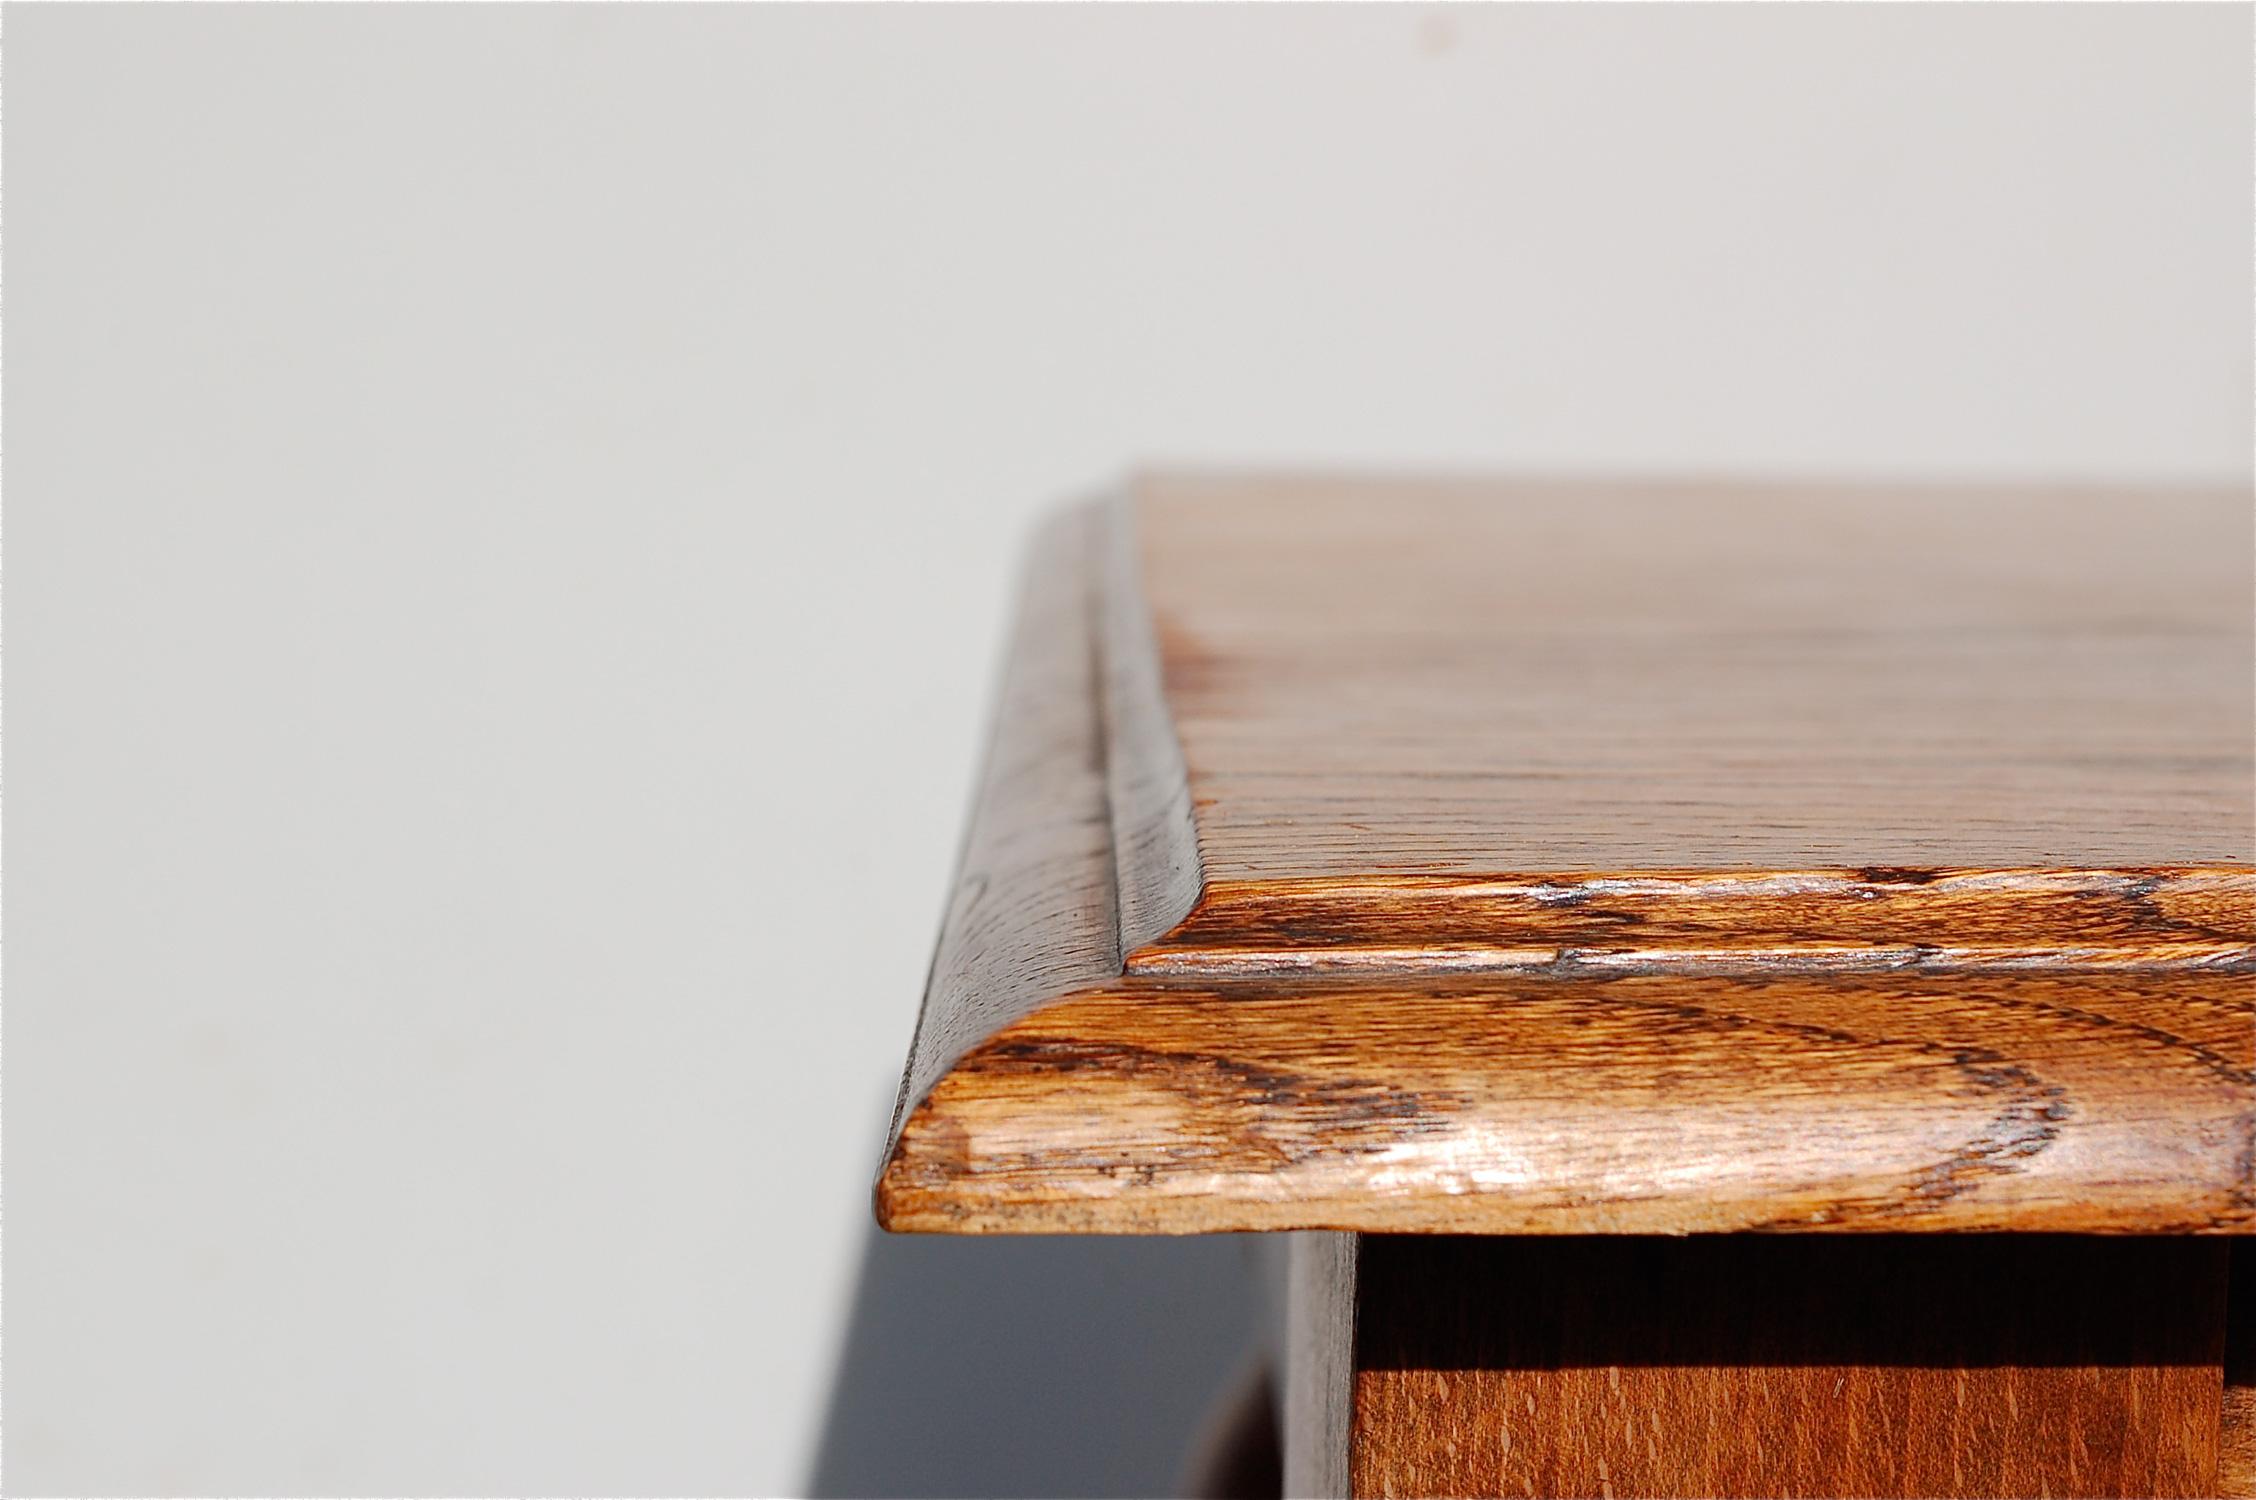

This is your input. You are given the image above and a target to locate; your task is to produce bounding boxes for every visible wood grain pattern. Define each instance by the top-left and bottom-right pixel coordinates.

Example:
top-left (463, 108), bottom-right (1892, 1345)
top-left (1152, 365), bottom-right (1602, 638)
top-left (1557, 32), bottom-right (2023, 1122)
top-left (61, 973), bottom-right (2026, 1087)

top-left (1328, 1234), bottom-right (2228, 1499)
top-left (1099, 495), bottom-right (1205, 956)
top-left (883, 969), bottom-right (2251, 1234)
top-left (876, 480), bottom-right (2255, 1235)
top-left (881, 504), bottom-right (1121, 1143)
top-left (1140, 476), bottom-right (2254, 881)
top-left (1133, 867), bottom-right (2255, 975)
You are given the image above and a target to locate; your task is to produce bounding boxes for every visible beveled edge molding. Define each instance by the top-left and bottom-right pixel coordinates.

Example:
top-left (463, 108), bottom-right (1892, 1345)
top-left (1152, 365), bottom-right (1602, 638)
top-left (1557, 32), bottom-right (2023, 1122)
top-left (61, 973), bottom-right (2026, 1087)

top-left (1129, 868), bottom-right (2256, 976)
top-left (881, 968), bottom-right (2255, 1235)
top-left (880, 489), bottom-right (1207, 1162)
top-left (880, 499), bottom-right (1122, 1157)
top-left (876, 492), bottom-right (2256, 1236)
top-left (1097, 494), bottom-right (1206, 957)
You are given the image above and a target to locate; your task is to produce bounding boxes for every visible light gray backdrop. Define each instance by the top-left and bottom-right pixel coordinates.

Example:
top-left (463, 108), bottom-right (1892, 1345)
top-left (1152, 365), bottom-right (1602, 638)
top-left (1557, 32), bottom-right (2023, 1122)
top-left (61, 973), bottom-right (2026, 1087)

top-left (10, 4), bottom-right (2251, 1495)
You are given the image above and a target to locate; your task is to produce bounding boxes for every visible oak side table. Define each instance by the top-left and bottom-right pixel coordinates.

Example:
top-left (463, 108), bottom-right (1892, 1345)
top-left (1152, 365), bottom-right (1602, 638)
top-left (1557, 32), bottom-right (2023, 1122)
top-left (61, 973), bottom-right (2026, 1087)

top-left (875, 476), bottom-right (2254, 1500)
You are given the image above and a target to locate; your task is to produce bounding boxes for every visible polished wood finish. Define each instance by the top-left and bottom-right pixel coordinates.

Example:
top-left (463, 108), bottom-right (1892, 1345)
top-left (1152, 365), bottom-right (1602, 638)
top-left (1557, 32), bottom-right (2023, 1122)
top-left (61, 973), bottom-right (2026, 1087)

top-left (886, 969), bottom-right (2250, 1234)
top-left (879, 478), bottom-right (2253, 1499)
top-left (1290, 1234), bottom-right (2227, 1500)
top-left (1133, 868), bottom-right (2253, 976)
top-left (882, 506), bottom-right (1123, 1149)
top-left (1140, 476), bottom-right (2253, 881)
top-left (877, 479), bottom-right (2253, 1237)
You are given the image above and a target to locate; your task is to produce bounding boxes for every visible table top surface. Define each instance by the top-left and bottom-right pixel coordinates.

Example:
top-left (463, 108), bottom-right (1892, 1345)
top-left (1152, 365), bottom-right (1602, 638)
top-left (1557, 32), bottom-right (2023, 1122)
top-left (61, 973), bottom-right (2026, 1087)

top-left (877, 477), bottom-right (2254, 1236)
top-left (1149, 475), bottom-right (2251, 877)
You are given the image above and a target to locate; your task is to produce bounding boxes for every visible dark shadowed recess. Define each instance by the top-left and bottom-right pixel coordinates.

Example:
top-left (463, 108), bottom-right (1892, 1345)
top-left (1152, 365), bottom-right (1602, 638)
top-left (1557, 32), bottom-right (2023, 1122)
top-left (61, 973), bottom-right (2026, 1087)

top-left (808, 1222), bottom-right (1264, 1498)
top-left (1358, 1235), bottom-right (2232, 1371)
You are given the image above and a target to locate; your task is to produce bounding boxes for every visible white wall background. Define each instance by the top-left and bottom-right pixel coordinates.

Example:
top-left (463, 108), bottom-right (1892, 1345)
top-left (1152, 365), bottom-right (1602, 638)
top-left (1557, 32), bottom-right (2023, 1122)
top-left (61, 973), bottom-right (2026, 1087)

top-left (10, 4), bottom-right (2251, 1495)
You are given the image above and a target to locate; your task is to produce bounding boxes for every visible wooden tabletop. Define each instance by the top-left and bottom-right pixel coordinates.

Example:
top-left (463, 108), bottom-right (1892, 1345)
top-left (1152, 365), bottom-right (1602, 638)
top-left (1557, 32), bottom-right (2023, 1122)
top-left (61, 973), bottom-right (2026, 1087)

top-left (878, 476), bottom-right (2254, 1235)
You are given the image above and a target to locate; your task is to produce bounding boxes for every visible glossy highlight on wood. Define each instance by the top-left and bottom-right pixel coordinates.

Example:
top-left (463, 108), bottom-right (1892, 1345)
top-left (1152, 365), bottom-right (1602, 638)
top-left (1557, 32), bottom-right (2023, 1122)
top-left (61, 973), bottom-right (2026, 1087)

top-left (877, 478), bottom-right (2254, 1237)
